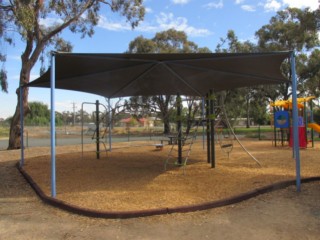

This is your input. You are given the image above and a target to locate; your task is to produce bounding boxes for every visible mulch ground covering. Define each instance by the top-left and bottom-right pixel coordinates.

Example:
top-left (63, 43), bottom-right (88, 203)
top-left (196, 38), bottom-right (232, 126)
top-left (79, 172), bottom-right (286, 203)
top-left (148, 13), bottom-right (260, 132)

top-left (22, 140), bottom-right (320, 212)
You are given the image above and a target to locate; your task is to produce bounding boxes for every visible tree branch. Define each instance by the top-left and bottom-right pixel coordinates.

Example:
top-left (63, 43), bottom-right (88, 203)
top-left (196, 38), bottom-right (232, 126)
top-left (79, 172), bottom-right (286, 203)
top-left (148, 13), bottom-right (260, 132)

top-left (97, 0), bottom-right (112, 9)
top-left (0, 4), bottom-right (13, 11)
top-left (42, 0), bottom-right (95, 43)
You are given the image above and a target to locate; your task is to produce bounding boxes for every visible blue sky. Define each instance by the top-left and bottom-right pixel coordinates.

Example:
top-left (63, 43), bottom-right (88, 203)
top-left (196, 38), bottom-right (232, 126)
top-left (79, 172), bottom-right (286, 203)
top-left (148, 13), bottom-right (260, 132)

top-left (0, 0), bottom-right (319, 119)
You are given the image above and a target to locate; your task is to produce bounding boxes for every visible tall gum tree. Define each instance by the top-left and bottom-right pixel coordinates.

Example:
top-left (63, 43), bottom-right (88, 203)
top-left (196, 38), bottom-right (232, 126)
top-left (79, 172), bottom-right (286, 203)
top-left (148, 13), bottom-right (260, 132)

top-left (255, 7), bottom-right (320, 100)
top-left (215, 30), bottom-right (260, 128)
top-left (0, 0), bottom-right (145, 149)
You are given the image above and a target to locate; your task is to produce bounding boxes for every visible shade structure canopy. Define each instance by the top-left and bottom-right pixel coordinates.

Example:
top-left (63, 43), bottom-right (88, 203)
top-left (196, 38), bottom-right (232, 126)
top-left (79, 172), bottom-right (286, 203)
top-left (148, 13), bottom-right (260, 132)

top-left (27, 51), bottom-right (291, 98)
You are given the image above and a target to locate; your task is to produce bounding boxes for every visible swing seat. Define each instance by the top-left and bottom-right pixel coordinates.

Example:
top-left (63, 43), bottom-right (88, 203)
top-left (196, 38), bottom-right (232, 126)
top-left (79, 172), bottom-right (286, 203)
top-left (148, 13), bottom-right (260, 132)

top-left (221, 143), bottom-right (233, 148)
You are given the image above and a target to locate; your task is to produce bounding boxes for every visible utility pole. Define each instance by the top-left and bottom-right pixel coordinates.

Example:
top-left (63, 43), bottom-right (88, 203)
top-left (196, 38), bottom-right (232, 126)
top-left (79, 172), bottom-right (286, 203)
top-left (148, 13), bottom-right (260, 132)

top-left (72, 102), bottom-right (76, 126)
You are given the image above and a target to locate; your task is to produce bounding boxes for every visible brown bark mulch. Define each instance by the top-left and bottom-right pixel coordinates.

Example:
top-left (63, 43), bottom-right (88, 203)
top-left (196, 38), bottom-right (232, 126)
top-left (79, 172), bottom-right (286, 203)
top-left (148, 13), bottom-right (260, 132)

top-left (21, 140), bottom-right (320, 214)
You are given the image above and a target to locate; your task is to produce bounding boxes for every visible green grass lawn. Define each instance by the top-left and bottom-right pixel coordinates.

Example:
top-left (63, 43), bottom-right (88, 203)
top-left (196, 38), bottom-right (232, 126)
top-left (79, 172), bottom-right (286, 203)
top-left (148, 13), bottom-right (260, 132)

top-left (233, 126), bottom-right (273, 133)
top-left (0, 126), bottom-right (9, 138)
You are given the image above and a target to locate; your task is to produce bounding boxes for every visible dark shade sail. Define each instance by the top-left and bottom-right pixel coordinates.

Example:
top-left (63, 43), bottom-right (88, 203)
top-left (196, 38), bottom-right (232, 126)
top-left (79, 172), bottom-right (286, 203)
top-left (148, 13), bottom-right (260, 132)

top-left (27, 52), bottom-right (291, 98)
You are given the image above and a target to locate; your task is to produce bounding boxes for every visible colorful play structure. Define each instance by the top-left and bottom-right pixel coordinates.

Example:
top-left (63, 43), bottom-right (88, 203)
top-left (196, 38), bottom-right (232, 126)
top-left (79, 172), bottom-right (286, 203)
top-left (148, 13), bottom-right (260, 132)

top-left (271, 96), bottom-right (319, 148)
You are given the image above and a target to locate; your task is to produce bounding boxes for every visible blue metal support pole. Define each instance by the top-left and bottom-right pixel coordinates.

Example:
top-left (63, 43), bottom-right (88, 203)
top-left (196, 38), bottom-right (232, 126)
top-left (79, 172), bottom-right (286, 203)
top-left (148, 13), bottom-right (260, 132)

top-left (291, 51), bottom-right (301, 192)
top-left (19, 86), bottom-right (24, 167)
top-left (50, 52), bottom-right (56, 197)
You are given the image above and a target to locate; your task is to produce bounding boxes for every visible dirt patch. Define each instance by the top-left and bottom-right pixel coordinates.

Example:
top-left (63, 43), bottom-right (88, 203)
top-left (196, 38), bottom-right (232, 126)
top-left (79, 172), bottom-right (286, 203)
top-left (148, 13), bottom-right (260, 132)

top-left (21, 140), bottom-right (320, 212)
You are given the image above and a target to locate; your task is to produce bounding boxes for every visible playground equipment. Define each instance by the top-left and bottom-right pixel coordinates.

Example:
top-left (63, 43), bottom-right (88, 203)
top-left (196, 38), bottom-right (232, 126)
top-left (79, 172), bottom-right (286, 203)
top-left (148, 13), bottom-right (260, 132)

top-left (215, 104), bottom-right (261, 166)
top-left (214, 109), bottom-right (234, 159)
top-left (164, 92), bottom-right (261, 172)
top-left (308, 122), bottom-right (320, 132)
top-left (271, 96), bottom-right (318, 148)
top-left (164, 120), bottom-right (201, 173)
top-left (215, 125), bottom-right (233, 159)
top-left (81, 100), bottom-right (111, 159)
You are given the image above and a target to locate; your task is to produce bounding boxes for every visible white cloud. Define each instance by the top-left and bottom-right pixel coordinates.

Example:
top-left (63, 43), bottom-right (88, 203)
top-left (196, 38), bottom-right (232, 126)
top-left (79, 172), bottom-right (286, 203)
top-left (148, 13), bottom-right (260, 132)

top-left (264, 0), bottom-right (282, 12)
top-left (145, 7), bottom-right (153, 13)
top-left (171, 0), bottom-right (190, 5)
top-left (241, 5), bottom-right (256, 11)
top-left (39, 17), bottom-right (63, 27)
top-left (98, 12), bottom-right (212, 37)
top-left (203, 0), bottom-right (224, 9)
top-left (235, 0), bottom-right (245, 4)
top-left (8, 55), bottom-right (21, 61)
top-left (135, 22), bottom-right (158, 33)
top-left (98, 16), bottom-right (131, 31)
top-left (262, 0), bottom-right (319, 12)
top-left (152, 12), bottom-right (212, 37)
top-left (282, 0), bottom-right (319, 10)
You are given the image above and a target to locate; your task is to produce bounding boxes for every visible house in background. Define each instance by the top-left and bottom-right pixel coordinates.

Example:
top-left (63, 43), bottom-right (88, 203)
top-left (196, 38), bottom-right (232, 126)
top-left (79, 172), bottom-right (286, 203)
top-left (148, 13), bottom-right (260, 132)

top-left (119, 116), bottom-right (162, 129)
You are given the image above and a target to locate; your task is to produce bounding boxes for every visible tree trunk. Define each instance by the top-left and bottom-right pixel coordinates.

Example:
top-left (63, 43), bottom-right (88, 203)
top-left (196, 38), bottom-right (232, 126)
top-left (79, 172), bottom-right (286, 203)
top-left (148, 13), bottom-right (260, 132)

top-left (8, 64), bottom-right (31, 149)
top-left (163, 119), bottom-right (170, 134)
top-left (155, 95), bottom-right (172, 135)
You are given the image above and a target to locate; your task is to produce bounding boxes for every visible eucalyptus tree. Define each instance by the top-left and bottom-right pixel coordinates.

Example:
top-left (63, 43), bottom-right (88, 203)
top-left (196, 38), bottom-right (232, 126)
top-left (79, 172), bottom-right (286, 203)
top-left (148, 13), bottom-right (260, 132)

top-left (299, 49), bottom-right (320, 98)
top-left (218, 8), bottom-right (320, 126)
top-left (0, 0), bottom-right (145, 149)
top-left (255, 7), bottom-right (320, 100)
top-left (215, 30), bottom-right (265, 127)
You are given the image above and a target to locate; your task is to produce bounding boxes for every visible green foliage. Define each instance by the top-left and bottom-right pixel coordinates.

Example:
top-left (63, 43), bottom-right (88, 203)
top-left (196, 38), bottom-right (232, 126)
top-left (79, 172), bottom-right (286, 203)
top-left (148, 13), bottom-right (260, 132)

top-left (153, 29), bottom-right (197, 53)
top-left (128, 117), bottom-right (138, 126)
top-left (128, 28), bottom-right (211, 54)
top-left (0, 0), bottom-right (145, 89)
top-left (24, 101), bottom-right (50, 126)
top-left (0, 51), bottom-right (7, 92)
top-left (216, 30), bottom-right (257, 53)
top-left (108, 0), bottom-right (145, 29)
top-left (0, 67), bottom-right (7, 93)
top-left (222, 89), bottom-right (246, 126)
top-left (256, 8), bottom-right (320, 51)
top-left (128, 36), bottom-right (156, 53)
top-left (313, 108), bottom-right (320, 123)
top-left (302, 49), bottom-right (320, 97)
top-left (24, 101), bottom-right (66, 126)
top-left (215, 31), bottom-right (263, 127)
top-left (255, 8), bottom-right (320, 100)
top-left (250, 98), bottom-right (269, 125)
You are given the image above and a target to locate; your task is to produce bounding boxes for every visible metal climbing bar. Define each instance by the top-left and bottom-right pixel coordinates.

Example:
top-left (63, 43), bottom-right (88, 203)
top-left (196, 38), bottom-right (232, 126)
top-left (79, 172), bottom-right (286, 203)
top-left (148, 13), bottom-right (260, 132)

top-left (164, 122), bottom-right (200, 174)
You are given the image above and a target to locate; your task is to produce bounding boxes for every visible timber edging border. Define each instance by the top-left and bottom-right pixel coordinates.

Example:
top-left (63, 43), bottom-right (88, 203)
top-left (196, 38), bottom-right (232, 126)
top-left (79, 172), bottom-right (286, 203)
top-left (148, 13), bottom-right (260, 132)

top-left (17, 162), bottom-right (320, 219)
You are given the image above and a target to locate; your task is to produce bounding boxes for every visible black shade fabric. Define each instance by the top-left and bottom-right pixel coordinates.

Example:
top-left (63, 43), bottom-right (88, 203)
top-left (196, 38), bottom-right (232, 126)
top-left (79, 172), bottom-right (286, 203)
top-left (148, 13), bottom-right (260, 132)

top-left (27, 52), bottom-right (291, 97)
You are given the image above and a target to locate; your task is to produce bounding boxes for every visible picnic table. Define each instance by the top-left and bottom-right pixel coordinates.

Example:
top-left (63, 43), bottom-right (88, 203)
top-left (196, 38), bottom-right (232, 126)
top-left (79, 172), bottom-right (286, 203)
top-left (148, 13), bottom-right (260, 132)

top-left (167, 136), bottom-right (177, 145)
